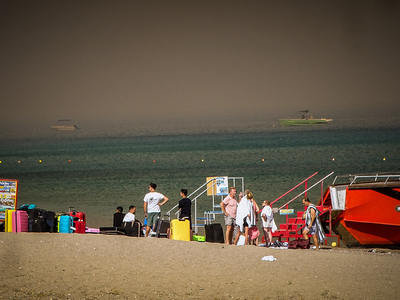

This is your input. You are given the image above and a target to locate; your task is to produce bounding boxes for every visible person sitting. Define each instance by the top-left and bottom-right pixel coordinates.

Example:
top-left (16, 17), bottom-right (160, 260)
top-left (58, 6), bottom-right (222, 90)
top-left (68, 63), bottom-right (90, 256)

top-left (113, 206), bottom-right (125, 227)
top-left (123, 206), bottom-right (136, 223)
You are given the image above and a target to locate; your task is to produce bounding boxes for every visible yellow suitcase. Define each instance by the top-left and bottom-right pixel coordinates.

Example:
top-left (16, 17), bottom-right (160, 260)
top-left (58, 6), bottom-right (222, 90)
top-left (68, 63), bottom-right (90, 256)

top-left (5, 209), bottom-right (15, 232)
top-left (170, 219), bottom-right (190, 241)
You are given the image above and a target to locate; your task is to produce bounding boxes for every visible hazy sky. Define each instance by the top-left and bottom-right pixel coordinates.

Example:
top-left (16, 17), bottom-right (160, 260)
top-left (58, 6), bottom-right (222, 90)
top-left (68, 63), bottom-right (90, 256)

top-left (1, 1), bottom-right (399, 135)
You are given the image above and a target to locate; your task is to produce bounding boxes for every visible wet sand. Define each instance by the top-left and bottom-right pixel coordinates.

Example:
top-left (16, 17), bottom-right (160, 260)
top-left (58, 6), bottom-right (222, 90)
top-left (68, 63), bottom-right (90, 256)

top-left (1, 233), bottom-right (399, 299)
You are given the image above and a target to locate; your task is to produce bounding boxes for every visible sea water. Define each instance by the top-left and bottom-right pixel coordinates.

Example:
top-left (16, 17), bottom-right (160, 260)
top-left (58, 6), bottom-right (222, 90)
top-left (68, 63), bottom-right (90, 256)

top-left (1, 125), bottom-right (399, 228)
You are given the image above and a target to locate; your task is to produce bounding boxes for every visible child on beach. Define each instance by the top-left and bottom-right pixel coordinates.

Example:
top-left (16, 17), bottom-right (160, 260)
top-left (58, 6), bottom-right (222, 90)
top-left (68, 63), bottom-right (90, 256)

top-left (261, 200), bottom-right (277, 247)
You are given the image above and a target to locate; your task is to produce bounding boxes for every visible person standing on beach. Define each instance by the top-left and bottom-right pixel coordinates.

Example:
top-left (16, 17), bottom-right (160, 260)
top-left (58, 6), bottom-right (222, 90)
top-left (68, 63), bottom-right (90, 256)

top-left (261, 200), bottom-right (277, 247)
top-left (143, 183), bottom-right (169, 237)
top-left (234, 190), bottom-right (250, 245)
top-left (220, 186), bottom-right (238, 245)
top-left (178, 189), bottom-right (192, 229)
top-left (302, 197), bottom-right (326, 250)
top-left (248, 192), bottom-right (260, 245)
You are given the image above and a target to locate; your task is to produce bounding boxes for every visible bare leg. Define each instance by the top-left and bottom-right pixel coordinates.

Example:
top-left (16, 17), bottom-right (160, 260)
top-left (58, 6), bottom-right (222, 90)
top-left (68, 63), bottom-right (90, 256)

top-left (244, 226), bottom-right (249, 245)
top-left (263, 227), bottom-right (269, 246)
top-left (267, 228), bottom-right (272, 245)
top-left (145, 225), bottom-right (151, 237)
top-left (225, 225), bottom-right (232, 244)
top-left (303, 228), bottom-right (310, 240)
top-left (234, 228), bottom-right (240, 245)
top-left (312, 234), bottom-right (319, 250)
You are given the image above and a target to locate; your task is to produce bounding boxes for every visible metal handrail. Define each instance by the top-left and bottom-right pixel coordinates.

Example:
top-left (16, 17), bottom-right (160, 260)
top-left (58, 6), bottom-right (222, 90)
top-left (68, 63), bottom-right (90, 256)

top-left (278, 172), bottom-right (335, 210)
top-left (349, 174), bottom-right (400, 185)
top-left (271, 172), bottom-right (318, 206)
top-left (333, 173), bottom-right (400, 185)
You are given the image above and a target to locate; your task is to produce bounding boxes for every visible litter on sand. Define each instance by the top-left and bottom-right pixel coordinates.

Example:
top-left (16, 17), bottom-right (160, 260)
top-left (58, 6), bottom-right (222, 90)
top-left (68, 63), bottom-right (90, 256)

top-left (261, 255), bottom-right (277, 261)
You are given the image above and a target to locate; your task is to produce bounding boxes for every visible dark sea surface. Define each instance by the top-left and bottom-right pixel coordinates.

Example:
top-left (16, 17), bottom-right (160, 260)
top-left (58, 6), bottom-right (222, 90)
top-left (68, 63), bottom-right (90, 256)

top-left (1, 123), bottom-right (399, 228)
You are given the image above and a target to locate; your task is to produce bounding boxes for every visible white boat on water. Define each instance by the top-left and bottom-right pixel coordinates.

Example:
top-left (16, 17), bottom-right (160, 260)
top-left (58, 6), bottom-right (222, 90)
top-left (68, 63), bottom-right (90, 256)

top-left (51, 119), bottom-right (79, 131)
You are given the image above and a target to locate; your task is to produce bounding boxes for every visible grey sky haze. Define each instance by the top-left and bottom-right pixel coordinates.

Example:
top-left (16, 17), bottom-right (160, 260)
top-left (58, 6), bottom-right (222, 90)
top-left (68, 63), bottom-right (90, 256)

top-left (1, 1), bottom-right (399, 136)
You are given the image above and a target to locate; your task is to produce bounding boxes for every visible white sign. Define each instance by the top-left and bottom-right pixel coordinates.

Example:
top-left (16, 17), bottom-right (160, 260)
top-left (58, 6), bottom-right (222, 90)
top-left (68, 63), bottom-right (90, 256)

top-left (215, 176), bottom-right (228, 196)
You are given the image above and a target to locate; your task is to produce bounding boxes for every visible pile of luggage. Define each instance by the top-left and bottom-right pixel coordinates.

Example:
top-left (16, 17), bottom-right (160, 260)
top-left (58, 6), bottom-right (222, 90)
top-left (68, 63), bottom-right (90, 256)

top-left (3, 205), bottom-right (86, 234)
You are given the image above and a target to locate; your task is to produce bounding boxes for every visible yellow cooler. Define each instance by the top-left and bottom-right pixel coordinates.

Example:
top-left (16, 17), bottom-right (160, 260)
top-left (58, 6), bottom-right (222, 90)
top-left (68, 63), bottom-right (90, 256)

top-left (170, 219), bottom-right (190, 241)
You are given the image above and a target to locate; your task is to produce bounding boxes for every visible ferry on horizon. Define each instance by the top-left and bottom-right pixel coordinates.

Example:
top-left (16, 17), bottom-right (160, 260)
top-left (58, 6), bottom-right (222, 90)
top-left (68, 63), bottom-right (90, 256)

top-left (279, 110), bottom-right (332, 126)
top-left (51, 119), bottom-right (79, 131)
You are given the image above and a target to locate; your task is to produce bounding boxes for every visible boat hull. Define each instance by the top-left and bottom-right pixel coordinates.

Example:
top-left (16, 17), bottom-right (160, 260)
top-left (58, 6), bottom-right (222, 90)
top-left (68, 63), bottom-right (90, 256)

top-left (279, 118), bottom-right (331, 126)
top-left (51, 125), bottom-right (76, 131)
top-left (322, 183), bottom-right (400, 246)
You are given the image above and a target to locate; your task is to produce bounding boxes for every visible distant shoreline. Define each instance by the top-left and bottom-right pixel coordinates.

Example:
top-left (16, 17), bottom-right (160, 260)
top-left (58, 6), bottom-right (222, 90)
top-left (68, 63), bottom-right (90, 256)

top-left (2, 116), bottom-right (400, 140)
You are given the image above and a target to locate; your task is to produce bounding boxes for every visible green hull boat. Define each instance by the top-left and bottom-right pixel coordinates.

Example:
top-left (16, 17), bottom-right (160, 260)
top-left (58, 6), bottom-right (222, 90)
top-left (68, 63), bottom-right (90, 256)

top-left (279, 118), bottom-right (332, 126)
top-left (279, 110), bottom-right (332, 126)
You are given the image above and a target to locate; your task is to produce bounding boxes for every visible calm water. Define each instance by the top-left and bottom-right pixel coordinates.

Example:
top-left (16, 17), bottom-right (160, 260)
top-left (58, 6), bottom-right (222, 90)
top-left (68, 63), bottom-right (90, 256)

top-left (1, 125), bottom-right (399, 228)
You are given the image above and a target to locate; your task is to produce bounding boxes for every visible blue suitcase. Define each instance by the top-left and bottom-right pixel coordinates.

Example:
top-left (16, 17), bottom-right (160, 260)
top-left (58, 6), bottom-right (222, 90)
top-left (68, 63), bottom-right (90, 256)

top-left (58, 215), bottom-right (73, 233)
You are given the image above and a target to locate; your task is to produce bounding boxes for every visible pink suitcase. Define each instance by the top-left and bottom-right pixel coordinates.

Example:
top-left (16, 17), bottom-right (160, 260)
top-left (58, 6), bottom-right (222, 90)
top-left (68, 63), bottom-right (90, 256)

top-left (12, 210), bottom-right (29, 233)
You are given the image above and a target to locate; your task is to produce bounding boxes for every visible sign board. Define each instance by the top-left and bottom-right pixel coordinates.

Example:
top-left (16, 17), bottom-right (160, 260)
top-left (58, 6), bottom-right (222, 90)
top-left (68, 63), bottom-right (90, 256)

top-left (0, 179), bottom-right (18, 222)
top-left (206, 176), bottom-right (228, 196)
top-left (279, 209), bottom-right (294, 215)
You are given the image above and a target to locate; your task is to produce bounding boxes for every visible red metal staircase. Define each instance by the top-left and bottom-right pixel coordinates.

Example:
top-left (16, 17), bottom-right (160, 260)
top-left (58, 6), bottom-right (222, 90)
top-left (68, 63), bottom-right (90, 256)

top-left (264, 172), bottom-right (340, 246)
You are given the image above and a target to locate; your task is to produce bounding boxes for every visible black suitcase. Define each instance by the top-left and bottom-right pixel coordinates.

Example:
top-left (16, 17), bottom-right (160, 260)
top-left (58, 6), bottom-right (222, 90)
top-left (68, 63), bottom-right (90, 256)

top-left (155, 219), bottom-right (170, 238)
top-left (27, 208), bottom-right (47, 232)
top-left (44, 211), bottom-right (57, 233)
top-left (99, 227), bottom-right (126, 235)
top-left (122, 221), bottom-right (142, 237)
top-left (205, 223), bottom-right (224, 243)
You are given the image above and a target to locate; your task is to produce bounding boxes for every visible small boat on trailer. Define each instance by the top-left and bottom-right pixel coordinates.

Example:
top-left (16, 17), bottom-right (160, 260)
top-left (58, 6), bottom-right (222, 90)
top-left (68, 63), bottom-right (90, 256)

top-left (318, 173), bottom-right (400, 247)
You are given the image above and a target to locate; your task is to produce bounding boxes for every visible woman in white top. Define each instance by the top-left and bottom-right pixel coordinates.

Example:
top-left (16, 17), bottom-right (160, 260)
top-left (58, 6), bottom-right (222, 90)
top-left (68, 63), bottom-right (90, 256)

top-left (261, 200), bottom-right (276, 247)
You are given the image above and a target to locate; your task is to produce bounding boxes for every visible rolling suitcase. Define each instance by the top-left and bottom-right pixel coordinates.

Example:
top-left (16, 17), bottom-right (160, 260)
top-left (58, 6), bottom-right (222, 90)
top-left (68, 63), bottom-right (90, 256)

top-left (99, 227), bottom-right (126, 235)
top-left (85, 227), bottom-right (100, 233)
top-left (5, 209), bottom-right (15, 232)
top-left (58, 215), bottom-right (74, 233)
top-left (69, 208), bottom-right (86, 234)
top-left (122, 221), bottom-right (141, 237)
top-left (205, 223), bottom-right (224, 243)
top-left (44, 211), bottom-right (57, 233)
top-left (155, 218), bottom-right (170, 238)
top-left (170, 219), bottom-right (190, 241)
top-left (12, 210), bottom-right (29, 233)
top-left (27, 208), bottom-right (47, 232)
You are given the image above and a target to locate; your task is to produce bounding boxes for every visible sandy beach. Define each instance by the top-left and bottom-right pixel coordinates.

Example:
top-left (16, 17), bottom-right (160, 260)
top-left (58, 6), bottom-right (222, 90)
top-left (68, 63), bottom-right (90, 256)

top-left (1, 233), bottom-right (399, 300)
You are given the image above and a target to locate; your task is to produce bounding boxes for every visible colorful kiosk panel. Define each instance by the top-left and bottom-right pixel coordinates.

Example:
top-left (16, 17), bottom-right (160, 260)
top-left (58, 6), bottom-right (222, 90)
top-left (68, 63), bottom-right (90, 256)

top-left (0, 179), bottom-right (18, 222)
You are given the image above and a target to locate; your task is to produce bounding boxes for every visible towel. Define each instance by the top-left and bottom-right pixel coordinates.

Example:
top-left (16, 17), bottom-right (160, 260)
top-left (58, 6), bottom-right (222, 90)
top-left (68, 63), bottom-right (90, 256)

top-left (235, 196), bottom-right (251, 232)
top-left (305, 204), bottom-right (326, 243)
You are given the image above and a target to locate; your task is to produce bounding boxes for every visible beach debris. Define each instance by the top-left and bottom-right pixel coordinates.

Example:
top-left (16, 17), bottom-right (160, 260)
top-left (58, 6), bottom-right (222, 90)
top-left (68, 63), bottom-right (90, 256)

top-left (262, 255), bottom-right (277, 261)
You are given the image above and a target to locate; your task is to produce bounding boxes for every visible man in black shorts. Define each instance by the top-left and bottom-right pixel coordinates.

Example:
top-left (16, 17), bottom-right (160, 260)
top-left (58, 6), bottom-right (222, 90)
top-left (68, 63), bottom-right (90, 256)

top-left (178, 189), bottom-right (192, 229)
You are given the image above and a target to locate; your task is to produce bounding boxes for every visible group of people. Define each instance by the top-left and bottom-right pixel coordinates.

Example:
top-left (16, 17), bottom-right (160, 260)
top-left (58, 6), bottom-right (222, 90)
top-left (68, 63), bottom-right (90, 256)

top-left (114, 183), bottom-right (326, 249)
top-left (220, 186), bottom-right (277, 246)
top-left (114, 182), bottom-right (192, 237)
top-left (220, 186), bottom-right (326, 249)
